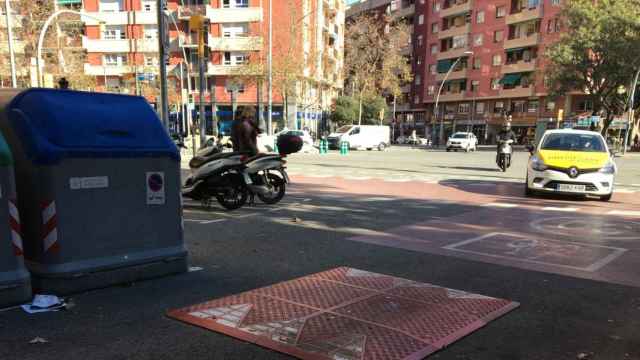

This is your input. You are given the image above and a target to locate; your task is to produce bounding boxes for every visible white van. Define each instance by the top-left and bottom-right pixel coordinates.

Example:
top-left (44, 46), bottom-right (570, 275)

top-left (327, 125), bottom-right (391, 151)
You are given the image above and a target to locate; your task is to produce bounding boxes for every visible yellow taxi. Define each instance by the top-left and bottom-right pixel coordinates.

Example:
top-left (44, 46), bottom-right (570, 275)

top-left (525, 129), bottom-right (617, 201)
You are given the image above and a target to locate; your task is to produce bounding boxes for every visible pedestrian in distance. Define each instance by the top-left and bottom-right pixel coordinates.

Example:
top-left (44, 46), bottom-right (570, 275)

top-left (57, 77), bottom-right (69, 90)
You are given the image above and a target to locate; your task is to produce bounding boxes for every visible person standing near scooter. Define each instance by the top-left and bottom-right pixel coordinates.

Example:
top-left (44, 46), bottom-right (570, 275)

top-left (231, 107), bottom-right (259, 156)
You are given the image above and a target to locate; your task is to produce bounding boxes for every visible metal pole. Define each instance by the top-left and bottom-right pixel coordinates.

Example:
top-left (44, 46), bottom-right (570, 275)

top-left (179, 62), bottom-right (184, 139)
top-left (211, 78), bottom-right (217, 137)
top-left (156, 0), bottom-right (169, 131)
top-left (4, 0), bottom-right (17, 87)
top-left (267, 0), bottom-right (273, 135)
top-left (436, 56), bottom-right (463, 146)
top-left (198, 44), bottom-right (206, 148)
top-left (623, 69), bottom-right (640, 155)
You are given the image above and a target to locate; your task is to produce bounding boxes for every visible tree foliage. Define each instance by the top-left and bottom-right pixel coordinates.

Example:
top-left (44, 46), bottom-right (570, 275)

top-left (344, 13), bottom-right (412, 123)
top-left (330, 95), bottom-right (357, 126)
top-left (545, 0), bottom-right (640, 133)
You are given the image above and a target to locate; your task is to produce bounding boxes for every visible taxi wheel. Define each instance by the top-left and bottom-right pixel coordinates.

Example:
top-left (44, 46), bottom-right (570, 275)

top-left (600, 193), bottom-right (612, 202)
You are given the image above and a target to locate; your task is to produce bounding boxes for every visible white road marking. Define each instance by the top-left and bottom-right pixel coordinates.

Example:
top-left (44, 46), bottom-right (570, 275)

top-left (614, 189), bottom-right (635, 194)
top-left (201, 219), bottom-right (226, 224)
top-left (343, 176), bottom-right (372, 181)
top-left (484, 203), bottom-right (519, 208)
top-left (542, 207), bottom-right (579, 212)
top-left (188, 266), bottom-right (204, 272)
top-left (607, 210), bottom-right (640, 217)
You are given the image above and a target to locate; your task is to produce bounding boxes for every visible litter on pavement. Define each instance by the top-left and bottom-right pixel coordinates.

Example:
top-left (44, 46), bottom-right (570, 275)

top-left (21, 295), bottom-right (69, 314)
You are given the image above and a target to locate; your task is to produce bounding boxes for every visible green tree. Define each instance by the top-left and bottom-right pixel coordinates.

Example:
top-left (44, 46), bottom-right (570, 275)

top-left (330, 95), bottom-right (358, 126)
top-left (545, 0), bottom-right (640, 134)
top-left (344, 14), bottom-right (412, 124)
top-left (361, 96), bottom-right (389, 125)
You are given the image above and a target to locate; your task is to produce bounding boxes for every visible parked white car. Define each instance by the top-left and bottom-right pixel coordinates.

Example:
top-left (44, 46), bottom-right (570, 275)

top-left (446, 132), bottom-right (478, 152)
top-left (328, 125), bottom-right (390, 151)
top-left (278, 129), bottom-right (314, 146)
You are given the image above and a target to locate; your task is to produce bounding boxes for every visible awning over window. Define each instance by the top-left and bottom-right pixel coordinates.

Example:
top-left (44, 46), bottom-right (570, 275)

top-left (505, 47), bottom-right (527, 53)
top-left (499, 73), bottom-right (522, 85)
top-left (437, 59), bottom-right (453, 73)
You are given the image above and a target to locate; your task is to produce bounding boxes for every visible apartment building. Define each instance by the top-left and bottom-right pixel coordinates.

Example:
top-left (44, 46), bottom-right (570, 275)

top-left (414, 0), bottom-right (592, 144)
top-left (346, 0), bottom-right (417, 125)
top-left (81, 0), bottom-right (345, 132)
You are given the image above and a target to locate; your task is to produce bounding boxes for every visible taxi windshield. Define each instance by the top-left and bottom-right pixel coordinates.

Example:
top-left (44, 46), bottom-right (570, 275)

top-left (451, 133), bottom-right (468, 139)
top-left (541, 133), bottom-right (606, 152)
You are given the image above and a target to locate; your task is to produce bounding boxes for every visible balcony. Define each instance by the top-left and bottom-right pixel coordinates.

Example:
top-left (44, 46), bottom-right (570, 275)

top-left (84, 64), bottom-right (133, 76)
top-left (133, 10), bottom-right (157, 25)
top-left (435, 68), bottom-right (468, 81)
top-left (437, 46), bottom-right (471, 60)
top-left (206, 6), bottom-right (262, 23)
top-left (504, 33), bottom-right (540, 49)
top-left (209, 36), bottom-right (263, 51)
top-left (499, 86), bottom-right (535, 98)
top-left (438, 24), bottom-right (471, 40)
top-left (438, 91), bottom-right (466, 101)
top-left (82, 37), bottom-right (130, 53)
top-left (208, 64), bottom-right (261, 76)
top-left (506, 6), bottom-right (543, 25)
top-left (440, 1), bottom-right (472, 18)
top-left (392, 4), bottom-right (415, 19)
top-left (81, 10), bottom-right (128, 25)
top-left (501, 60), bottom-right (536, 74)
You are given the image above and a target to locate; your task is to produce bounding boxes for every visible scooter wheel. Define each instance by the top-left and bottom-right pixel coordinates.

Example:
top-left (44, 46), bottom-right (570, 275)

top-left (257, 173), bottom-right (286, 205)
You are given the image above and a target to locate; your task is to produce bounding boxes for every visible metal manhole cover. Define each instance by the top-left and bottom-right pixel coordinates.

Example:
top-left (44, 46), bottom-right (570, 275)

top-left (167, 267), bottom-right (519, 359)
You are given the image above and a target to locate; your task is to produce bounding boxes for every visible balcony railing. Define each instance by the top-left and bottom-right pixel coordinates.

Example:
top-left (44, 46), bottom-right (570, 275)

top-left (501, 60), bottom-right (536, 74)
top-left (506, 6), bottom-right (543, 25)
top-left (437, 46), bottom-right (470, 60)
top-left (209, 36), bottom-right (263, 51)
top-left (435, 68), bottom-right (468, 81)
top-left (440, 1), bottom-right (472, 18)
top-left (499, 86), bottom-right (535, 98)
top-left (438, 91), bottom-right (467, 101)
top-left (206, 6), bottom-right (262, 23)
top-left (438, 24), bottom-right (471, 40)
top-left (504, 33), bottom-right (540, 49)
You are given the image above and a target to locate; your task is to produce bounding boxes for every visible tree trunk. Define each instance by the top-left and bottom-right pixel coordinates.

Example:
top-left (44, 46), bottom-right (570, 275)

top-left (602, 114), bottom-right (613, 137)
top-left (358, 91), bottom-right (363, 125)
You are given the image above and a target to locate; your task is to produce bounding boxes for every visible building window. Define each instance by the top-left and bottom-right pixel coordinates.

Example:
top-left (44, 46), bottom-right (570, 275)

top-left (471, 80), bottom-right (480, 92)
top-left (547, 18), bottom-right (562, 33)
top-left (427, 85), bottom-right (435, 95)
top-left (415, 95), bottom-right (420, 104)
top-left (144, 55), bottom-right (158, 66)
top-left (492, 54), bottom-right (502, 66)
top-left (473, 57), bottom-right (481, 70)
top-left (102, 25), bottom-right (125, 40)
top-left (552, 0), bottom-right (560, 5)
top-left (473, 33), bottom-right (483, 46)
top-left (222, 23), bottom-right (249, 37)
top-left (99, 0), bottom-right (123, 12)
top-left (432, 1), bottom-right (440, 12)
top-left (476, 10), bottom-right (485, 24)
top-left (512, 100), bottom-right (526, 113)
top-left (452, 35), bottom-right (468, 48)
top-left (494, 101), bottom-right (504, 113)
top-left (416, 56), bottom-right (422, 66)
top-left (431, 23), bottom-right (439, 34)
top-left (577, 99), bottom-right (594, 111)
top-left (491, 78), bottom-right (501, 90)
top-left (223, 52), bottom-right (247, 66)
top-left (528, 100), bottom-right (539, 113)
top-left (141, 0), bottom-right (155, 11)
top-left (496, 5), bottom-right (506, 18)
top-left (429, 64), bottom-right (436, 74)
top-left (546, 100), bottom-right (555, 111)
top-left (476, 102), bottom-right (485, 114)
top-left (144, 25), bottom-right (158, 39)
top-left (430, 44), bottom-right (438, 54)
top-left (415, 74), bottom-right (421, 85)
top-left (494, 30), bottom-right (503, 42)
top-left (225, 81), bottom-right (245, 93)
top-left (103, 54), bottom-right (127, 66)
top-left (459, 103), bottom-right (470, 114)
top-left (222, 0), bottom-right (248, 8)
top-left (417, 35), bottom-right (423, 46)
top-left (418, 14), bottom-right (424, 25)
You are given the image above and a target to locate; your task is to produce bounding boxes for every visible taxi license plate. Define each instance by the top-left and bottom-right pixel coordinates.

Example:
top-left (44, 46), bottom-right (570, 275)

top-left (558, 184), bottom-right (586, 192)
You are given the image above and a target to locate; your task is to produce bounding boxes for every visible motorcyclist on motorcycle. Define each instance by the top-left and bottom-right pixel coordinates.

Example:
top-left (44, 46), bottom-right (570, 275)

top-left (496, 119), bottom-right (517, 163)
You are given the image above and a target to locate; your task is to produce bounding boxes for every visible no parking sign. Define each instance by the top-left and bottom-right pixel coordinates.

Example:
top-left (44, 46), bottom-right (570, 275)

top-left (146, 172), bottom-right (165, 205)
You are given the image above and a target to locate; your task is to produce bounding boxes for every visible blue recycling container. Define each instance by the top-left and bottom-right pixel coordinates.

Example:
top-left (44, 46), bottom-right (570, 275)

top-left (0, 89), bottom-right (187, 294)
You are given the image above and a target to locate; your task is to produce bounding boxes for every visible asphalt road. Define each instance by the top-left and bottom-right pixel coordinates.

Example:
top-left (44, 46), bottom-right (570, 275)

top-left (1, 149), bottom-right (639, 360)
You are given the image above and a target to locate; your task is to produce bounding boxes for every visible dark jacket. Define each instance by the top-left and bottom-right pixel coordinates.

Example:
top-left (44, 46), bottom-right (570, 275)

top-left (497, 129), bottom-right (517, 143)
top-left (231, 119), bottom-right (259, 156)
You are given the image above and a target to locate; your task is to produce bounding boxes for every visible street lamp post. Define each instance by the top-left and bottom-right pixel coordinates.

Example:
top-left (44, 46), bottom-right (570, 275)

top-left (435, 50), bottom-right (473, 146)
top-left (623, 69), bottom-right (640, 155)
top-left (267, 0), bottom-right (273, 135)
top-left (37, 10), bottom-right (105, 87)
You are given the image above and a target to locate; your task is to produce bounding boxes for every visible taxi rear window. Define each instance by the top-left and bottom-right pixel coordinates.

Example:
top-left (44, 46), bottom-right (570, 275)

top-left (541, 133), bottom-right (606, 152)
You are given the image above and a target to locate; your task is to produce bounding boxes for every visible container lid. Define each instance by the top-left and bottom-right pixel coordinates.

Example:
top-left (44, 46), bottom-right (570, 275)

top-left (7, 89), bottom-right (178, 164)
